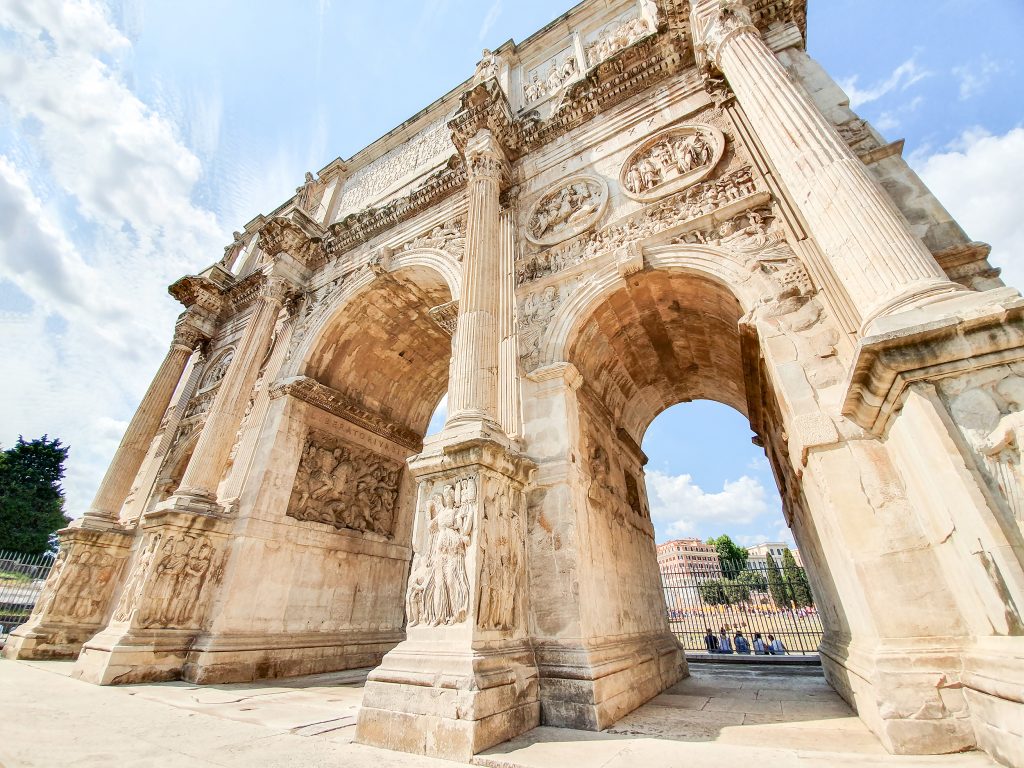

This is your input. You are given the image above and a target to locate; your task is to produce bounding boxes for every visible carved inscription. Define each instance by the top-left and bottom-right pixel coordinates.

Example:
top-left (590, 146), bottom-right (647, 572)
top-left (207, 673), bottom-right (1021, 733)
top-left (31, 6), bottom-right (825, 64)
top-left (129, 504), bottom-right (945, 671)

top-left (287, 430), bottom-right (402, 537)
top-left (407, 476), bottom-right (476, 627)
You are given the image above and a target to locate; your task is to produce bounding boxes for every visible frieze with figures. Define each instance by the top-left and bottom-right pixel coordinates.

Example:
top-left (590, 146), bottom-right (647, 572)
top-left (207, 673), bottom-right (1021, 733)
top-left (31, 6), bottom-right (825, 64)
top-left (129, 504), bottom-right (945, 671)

top-left (525, 174), bottom-right (608, 247)
top-left (516, 166), bottom-right (757, 285)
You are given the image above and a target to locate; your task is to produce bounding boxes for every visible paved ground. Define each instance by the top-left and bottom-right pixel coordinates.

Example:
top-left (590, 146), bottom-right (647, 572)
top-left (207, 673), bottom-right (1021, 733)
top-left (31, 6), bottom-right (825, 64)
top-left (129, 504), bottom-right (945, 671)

top-left (0, 659), bottom-right (994, 767)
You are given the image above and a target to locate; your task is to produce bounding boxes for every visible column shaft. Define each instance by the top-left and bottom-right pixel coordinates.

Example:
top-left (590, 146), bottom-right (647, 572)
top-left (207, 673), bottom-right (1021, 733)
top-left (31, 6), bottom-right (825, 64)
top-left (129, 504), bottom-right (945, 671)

top-left (83, 316), bottom-right (204, 523)
top-left (498, 206), bottom-right (522, 438)
top-left (695, 2), bottom-right (961, 329)
top-left (446, 130), bottom-right (507, 427)
top-left (176, 278), bottom-right (286, 499)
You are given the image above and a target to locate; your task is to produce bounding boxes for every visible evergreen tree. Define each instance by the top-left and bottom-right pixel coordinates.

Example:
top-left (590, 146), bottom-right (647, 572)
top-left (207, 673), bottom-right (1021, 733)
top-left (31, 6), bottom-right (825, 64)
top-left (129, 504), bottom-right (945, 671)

top-left (765, 550), bottom-right (789, 607)
top-left (782, 547), bottom-right (814, 607)
top-left (698, 579), bottom-right (729, 605)
top-left (706, 534), bottom-right (749, 579)
top-left (0, 436), bottom-right (71, 554)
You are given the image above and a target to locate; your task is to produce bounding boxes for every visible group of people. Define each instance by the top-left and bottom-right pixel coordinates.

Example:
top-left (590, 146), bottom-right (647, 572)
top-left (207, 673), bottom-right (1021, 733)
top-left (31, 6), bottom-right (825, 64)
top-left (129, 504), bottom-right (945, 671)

top-left (704, 627), bottom-right (787, 655)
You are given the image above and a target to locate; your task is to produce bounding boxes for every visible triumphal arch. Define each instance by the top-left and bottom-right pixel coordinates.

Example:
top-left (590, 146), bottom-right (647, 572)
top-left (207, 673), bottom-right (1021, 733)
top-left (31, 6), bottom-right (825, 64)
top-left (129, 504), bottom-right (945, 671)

top-left (7, 0), bottom-right (1024, 764)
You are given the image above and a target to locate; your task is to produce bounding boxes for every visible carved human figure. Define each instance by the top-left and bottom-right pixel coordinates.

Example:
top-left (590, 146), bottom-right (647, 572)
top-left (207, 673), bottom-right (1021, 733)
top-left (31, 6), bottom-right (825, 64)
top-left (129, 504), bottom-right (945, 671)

top-left (113, 534), bottom-right (161, 623)
top-left (143, 536), bottom-right (191, 626)
top-left (423, 479), bottom-right (475, 625)
top-left (30, 548), bottom-right (68, 619)
top-left (406, 554), bottom-right (430, 626)
top-left (172, 537), bottom-right (214, 625)
top-left (979, 377), bottom-right (1024, 525)
top-left (473, 49), bottom-right (499, 84)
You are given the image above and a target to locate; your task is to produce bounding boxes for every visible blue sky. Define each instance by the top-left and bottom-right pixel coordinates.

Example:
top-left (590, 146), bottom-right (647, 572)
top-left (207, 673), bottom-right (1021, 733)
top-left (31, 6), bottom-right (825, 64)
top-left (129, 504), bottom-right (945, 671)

top-left (1, 1), bottom-right (1021, 550)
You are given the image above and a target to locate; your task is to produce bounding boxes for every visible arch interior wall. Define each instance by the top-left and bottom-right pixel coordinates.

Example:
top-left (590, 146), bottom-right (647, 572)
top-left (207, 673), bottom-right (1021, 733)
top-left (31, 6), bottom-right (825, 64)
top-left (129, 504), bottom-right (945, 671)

top-left (5, 0), bottom-right (1023, 765)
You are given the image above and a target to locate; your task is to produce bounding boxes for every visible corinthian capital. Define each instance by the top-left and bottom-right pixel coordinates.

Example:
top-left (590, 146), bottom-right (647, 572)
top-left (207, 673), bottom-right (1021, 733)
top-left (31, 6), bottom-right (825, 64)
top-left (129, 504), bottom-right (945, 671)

top-left (465, 129), bottom-right (510, 187)
top-left (172, 311), bottom-right (208, 351)
top-left (692, 0), bottom-right (756, 70)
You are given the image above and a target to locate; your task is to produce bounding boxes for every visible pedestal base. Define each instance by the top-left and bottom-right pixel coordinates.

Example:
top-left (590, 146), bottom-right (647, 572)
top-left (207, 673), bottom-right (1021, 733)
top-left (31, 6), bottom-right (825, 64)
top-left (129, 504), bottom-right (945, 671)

top-left (73, 626), bottom-right (198, 685)
top-left (355, 640), bottom-right (540, 762)
top-left (820, 637), bottom-right (976, 756)
top-left (2, 620), bottom-right (98, 660)
top-left (535, 631), bottom-right (686, 730)
top-left (180, 629), bottom-right (404, 684)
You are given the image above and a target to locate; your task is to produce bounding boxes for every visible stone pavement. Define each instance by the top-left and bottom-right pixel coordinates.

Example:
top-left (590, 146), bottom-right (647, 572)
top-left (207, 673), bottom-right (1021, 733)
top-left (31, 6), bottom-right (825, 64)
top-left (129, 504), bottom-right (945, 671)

top-left (0, 660), bottom-right (995, 767)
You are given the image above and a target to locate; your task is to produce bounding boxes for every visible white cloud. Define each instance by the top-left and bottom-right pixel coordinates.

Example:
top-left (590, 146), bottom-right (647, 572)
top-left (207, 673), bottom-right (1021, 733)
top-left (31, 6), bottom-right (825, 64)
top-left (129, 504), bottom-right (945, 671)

top-left (914, 127), bottom-right (1024, 290)
top-left (0, 0), bottom-right (227, 515)
top-left (952, 56), bottom-right (1001, 100)
top-left (647, 470), bottom-right (773, 538)
top-left (478, 0), bottom-right (502, 43)
top-left (839, 56), bottom-right (930, 109)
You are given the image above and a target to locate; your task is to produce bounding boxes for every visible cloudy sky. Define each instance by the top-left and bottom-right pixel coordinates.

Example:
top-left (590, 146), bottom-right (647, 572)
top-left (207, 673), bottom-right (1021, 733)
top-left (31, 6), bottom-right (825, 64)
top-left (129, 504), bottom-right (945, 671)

top-left (1, 1), bottom-right (1021, 550)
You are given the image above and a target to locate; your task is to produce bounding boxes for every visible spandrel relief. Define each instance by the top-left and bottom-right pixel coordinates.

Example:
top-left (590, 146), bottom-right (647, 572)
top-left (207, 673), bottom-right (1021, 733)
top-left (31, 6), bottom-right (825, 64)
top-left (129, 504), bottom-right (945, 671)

top-left (942, 372), bottom-right (1024, 530)
top-left (620, 125), bottom-right (725, 202)
top-left (525, 175), bottom-right (608, 247)
top-left (287, 430), bottom-right (402, 537)
top-left (407, 476), bottom-right (476, 627)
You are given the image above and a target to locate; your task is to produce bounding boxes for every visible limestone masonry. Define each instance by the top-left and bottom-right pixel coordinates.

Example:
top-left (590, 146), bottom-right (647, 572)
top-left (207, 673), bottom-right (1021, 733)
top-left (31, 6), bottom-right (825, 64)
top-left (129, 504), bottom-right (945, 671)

top-left (5, 1), bottom-right (1023, 766)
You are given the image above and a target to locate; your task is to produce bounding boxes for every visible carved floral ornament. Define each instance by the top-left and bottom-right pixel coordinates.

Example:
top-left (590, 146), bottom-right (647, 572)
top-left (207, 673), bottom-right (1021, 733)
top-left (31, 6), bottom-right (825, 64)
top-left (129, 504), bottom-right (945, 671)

top-left (619, 124), bottom-right (725, 203)
top-left (525, 174), bottom-right (609, 247)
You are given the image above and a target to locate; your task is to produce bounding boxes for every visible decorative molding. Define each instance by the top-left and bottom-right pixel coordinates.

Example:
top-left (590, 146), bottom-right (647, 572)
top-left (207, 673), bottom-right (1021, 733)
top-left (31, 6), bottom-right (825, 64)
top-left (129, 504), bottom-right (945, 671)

top-left (428, 300), bottom-right (459, 337)
top-left (271, 375), bottom-right (423, 452)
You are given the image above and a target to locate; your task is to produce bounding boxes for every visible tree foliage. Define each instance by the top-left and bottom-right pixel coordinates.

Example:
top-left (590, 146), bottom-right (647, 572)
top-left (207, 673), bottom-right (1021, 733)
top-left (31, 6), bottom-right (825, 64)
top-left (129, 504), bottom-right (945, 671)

top-left (0, 436), bottom-right (71, 554)
top-left (707, 534), bottom-right (748, 579)
top-left (782, 548), bottom-right (814, 607)
top-left (697, 577), bottom-right (751, 606)
top-left (765, 551), bottom-right (789, 607)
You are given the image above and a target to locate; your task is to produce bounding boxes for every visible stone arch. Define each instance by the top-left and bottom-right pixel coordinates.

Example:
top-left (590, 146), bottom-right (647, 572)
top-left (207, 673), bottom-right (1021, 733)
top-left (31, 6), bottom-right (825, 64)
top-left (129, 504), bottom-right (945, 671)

top-left (538, 244), bottom-right (767, 375)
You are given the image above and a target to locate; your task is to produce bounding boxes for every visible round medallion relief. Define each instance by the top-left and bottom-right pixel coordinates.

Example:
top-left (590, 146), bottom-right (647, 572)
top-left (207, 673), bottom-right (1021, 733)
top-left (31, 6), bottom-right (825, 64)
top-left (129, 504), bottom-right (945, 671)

top-left (525, 174), bottom-right (609, 247)
top-left (619, 124), bottom-right (725, 203)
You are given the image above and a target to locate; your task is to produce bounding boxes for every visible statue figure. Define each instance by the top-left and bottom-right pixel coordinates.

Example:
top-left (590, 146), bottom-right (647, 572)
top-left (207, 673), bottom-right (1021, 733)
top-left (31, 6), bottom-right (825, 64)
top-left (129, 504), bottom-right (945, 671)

top-left (31, 549), bottom-right (68, 619)
top-left (473, 49), bottom-right (499, 84)
top-left (980, 377), bottom-right (1024, 526)
top-left (113, 534), bottom-right (161, 623)
top-left (422, 479), bottom-right (475, 625)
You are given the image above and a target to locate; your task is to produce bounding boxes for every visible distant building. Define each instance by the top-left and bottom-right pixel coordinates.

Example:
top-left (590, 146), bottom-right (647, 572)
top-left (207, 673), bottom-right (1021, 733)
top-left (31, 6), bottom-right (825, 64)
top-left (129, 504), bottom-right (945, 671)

top-left (657, 538), bottom-right (722, 581)
top-left (747, 542), bottom-right (803, 569)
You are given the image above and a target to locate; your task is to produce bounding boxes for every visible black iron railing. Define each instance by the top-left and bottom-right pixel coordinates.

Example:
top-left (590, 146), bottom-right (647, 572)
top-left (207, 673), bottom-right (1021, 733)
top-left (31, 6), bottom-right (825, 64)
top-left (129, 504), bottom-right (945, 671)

top-left (661, 555), bottom-right (823, 655)
top-left (0, 549), bottom-right (55, 637)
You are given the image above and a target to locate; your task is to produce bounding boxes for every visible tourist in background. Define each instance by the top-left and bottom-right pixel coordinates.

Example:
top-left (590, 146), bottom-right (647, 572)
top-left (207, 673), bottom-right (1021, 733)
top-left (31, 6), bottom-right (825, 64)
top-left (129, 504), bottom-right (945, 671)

top-left (734, 631), bottom-right (750, 654)
top-left (753, 632), bottom-right (767, 654)
top-left (768, 634), bottom-right (787, 655)
top-left (718, 627), bottom-right (733, 654)
top-left (704, 627), bottom-right (717, 653)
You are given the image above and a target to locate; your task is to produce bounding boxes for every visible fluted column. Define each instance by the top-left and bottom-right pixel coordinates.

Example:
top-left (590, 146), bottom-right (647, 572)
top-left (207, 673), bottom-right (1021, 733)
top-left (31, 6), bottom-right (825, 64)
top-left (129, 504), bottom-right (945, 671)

top-left (446, 129), bottom-right (508, 429)
top-left (173, 274), bottom-right (290, 506)
top-left (80, 313), bottom-right (207, 526)
top-left (498, 202), bottom-right (522, 439)
top-left (692, 0), bottom-right (963, 331)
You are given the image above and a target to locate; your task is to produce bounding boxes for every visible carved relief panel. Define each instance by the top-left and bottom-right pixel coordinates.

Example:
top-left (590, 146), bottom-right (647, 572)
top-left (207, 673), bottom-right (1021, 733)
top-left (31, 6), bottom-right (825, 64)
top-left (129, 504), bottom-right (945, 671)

top-left (525, 174), bottom-right (608, 247)
top-left (523, 47), bottom-right (579, 107)
top-left (940, 369), bottom-right (1024, 532)
top-left (287, 429), bottom-right (403, 537)
top-left (583, 4), bottom-right (655, 68)
top-left (620, 124), bottom-right (725, 202)
top-left (476, 476), bottom-right (524, 632)
top-left (406, 475), bottom-right (477, 627)
top-left (30, 542), bottom-right (121, 625)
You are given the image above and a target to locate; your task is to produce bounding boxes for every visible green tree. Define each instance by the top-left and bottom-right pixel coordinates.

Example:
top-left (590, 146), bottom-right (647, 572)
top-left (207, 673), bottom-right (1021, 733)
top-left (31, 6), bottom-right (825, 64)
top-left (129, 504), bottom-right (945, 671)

top-left (722, 578), bottom-right (751, 604)
top-left (765, 551), bottom-right (789, 607)
top-left (0, 436), bottom-right (71, 554)
top-left (697, 579), bottom-right (729, 605)
top-left (782, 548), bottom-right (813, 607)
top-left (706, 534), bottom-right (748, 579)
top-left (737, 568), bottom-right (767, 592)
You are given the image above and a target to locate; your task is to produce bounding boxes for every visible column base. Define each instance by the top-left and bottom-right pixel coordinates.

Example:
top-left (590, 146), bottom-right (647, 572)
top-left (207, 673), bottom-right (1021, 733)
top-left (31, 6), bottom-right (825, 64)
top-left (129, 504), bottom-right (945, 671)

top-left (180, 629), bottom-right (404, 684)
top-left (962, 637), bottom-right (1024, 767)
top-left (72, 626), bottom-right (197, 685)
top-left (155, 487), bottom-right (225, 517)
top-left (820, 636), bottom-right (976, 756)
top-left (534, 631), bottom-right (686, 730)
top-left (355, 640), bottom-right (540, 762)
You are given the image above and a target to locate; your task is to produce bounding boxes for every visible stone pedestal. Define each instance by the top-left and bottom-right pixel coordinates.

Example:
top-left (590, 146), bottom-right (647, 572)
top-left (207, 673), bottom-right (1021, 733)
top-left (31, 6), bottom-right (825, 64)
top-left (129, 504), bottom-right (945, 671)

top-left (355, 430), bottom-right (539, 761)
top-left (72, 508), bottom-right (233, 684)
top-left (2, 524), bottom-right (133, 660)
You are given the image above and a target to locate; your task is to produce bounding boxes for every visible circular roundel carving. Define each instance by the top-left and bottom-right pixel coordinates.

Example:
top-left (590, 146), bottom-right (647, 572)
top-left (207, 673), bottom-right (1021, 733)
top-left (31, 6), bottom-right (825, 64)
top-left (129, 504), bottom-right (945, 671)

top-left (619, 124), bottom-right (725, 203)
top-left (525, 174), bottom-right (609, 247)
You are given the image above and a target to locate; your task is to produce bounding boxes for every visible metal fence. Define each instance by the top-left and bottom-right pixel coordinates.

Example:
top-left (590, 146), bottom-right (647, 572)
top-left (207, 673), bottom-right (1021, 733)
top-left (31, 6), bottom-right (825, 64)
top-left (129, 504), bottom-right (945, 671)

top-left (0, 549), bottom-right (56, 637)
top-left (662, 556), bottom-right (824, 655)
